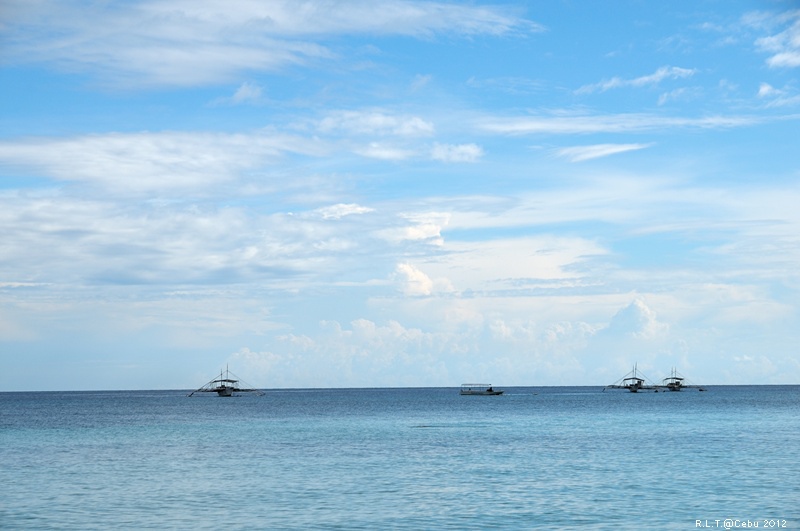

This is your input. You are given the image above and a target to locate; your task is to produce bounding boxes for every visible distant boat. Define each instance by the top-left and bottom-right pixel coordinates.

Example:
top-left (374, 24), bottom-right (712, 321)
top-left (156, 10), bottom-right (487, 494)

top-left (460, 383), bottom-right (503, 395)
top-left (662, 368), bottom-right (685, 391)
top-left (188, 366), bottom-right (264, 397)
top-left (604, 364), bottom-right (658, 393)
top-left (661, 368), bottom-right (706, 392)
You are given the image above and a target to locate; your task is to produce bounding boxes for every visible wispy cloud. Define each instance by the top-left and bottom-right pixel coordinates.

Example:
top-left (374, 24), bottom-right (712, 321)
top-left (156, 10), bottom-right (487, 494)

top-left (0, 131), bottom-right (325, 194)
top-left (756, 82), bottom-right (800, 107)
top-left (576, 66), bottom-right (697, 94)
top-left (377, 212), bottom-right (449, 245)
top-left (478, 112), bottom-right (758, 135)
top-left (754, 10), bottom-right (800, 68)
top-left (354, 142), bottom-right (416, 161)
top-left (430, 143), bottom-right (483, 163)
top-left (208, 82), bottom-right (267, 106)
top-left (315, 203), bottom-right (375, 220)
top-left (467, 76), bottom-right (544, 95)
top-left (554, 143), bottom-right (653, 162)
top-left (2, 0), bottom-right (537, 87)
top-left (318, 110), bottom-right (435, 137)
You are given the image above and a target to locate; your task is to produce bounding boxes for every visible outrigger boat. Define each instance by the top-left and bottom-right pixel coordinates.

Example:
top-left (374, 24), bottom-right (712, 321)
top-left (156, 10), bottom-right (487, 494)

top-left (188, 366), bottom-right (264, 397)
top-left (661, 368), bottom-right (706, 392)
top-left (460, 383), bottom-right (503, 395)
top-left (604, 364), bottom-right (658, 393)
top-left (662, 368), bottom-right (685, 391)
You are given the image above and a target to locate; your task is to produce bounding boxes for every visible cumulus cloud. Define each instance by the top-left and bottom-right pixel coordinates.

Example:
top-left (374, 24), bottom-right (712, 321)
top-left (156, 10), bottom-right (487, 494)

top-left (395, 263), bottom-right (434, 296)
top-left (394, 263), bottom-right (454, 296)
top-left (605, 299), bottom-right (669, 340)
top-left (421, 236), bottom-right (608, 293)
top-left (554, 143), bottom-right (652, 162)
top-left (1, 0), bottom-right (536, 87)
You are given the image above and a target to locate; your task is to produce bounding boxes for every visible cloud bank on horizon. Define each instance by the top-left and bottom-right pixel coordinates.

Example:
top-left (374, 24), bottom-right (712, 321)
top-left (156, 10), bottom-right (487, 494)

top-left (1, 0), bottom-right (799, 390)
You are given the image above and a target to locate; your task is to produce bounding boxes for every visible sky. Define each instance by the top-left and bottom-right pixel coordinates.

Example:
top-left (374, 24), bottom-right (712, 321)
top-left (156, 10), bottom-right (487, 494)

top-left (1, 0), bottom-right (799, 391)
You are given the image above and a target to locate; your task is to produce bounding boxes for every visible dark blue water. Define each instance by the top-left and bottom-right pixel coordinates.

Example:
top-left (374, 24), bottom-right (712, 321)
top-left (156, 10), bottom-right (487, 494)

top-left (1, 386), bottom-right (798, 529)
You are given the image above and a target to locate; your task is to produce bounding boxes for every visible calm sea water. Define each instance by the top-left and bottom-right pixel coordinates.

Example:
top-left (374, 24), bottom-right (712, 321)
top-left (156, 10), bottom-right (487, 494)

top-left (1, 386), bottom-right (798, 530)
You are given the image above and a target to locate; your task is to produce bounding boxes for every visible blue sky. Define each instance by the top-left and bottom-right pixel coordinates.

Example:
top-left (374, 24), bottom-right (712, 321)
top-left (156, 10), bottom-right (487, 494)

top-left (1, 0), bottom-right (799, 390)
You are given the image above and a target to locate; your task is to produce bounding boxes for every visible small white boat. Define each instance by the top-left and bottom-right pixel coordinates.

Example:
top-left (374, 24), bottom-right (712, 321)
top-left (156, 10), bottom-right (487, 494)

top-left (460, 383), bottom-right (503, 395)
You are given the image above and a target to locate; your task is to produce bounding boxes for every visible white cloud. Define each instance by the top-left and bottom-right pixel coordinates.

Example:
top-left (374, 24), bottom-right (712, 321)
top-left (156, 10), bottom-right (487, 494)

top-left (604, 299), bottom-right (669, 340)
top-left (758, 82), bottom-right (780, 98)
top-left (430, 143), bottom-right (484, 163)
top-left (2, 0), bottom-right (536, 87)
top-left (0, 191), bottom-right (386, 291)
top-left (0, 131), bottom-right (325, 194)
top-left (209, 82), bottom-right (266, 106)
top-left (377, 211), bottom-right (450, 244)
top-left (478, 112), bottom-right (758, 135)
top-left (395, 263), bottom-right (435, 296)
top-left (393, 262), bottom-right (456, 296)
top-left (657, 87), bottom-right (700, 106)
top-left (755, 11), bottom-right (800, 68)
top-left (554, 143), bottom-right (652, 162)
top-left (354, 142), bottom-right (416, 161)
top-left (232, 82), bottom-right (264, 104)
top-left (576, 66), bottom-right (696, 94)
top-left (315, 203), bottom-right (375, 220)
top-left (425, 236), bottom-right (607, 292)
top-left (756, 82), bottom-right (800, 107)
top-left (318, 110), bottom-right (435, 137)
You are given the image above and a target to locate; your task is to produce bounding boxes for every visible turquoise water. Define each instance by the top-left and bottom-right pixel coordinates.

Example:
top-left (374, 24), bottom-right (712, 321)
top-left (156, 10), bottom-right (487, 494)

top-left (1, 386), bottom-right (798, 529)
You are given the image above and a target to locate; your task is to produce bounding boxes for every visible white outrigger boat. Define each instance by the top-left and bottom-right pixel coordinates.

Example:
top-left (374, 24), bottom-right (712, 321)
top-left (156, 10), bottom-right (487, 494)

top-left (661, 368), bottom-right (706, 392)
top-left (188, 366), bottom-right (264, 397)
top-left (604, 364), bottom-right (658, 393)
top-left (605, 365), bottom-right (707, 393)
top-left (460, 383), bottom-right (503, 395)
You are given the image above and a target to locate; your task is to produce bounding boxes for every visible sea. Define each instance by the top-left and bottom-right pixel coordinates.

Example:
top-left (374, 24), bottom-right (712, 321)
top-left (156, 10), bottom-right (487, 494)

top-left (1, 386), bottom-right (798, 530)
